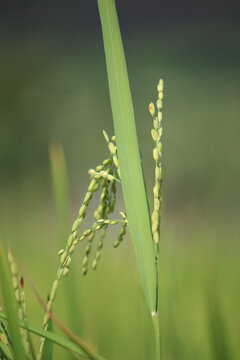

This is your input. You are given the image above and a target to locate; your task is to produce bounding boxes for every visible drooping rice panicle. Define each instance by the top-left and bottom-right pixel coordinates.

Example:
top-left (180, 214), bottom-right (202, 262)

top-left (92, 226), bottom-right (107, 270)
top-left (149, 79), bottom-right (164, 253)
top-left (113, 213), bottom-right (128, 248)
top-left (38, 157), bottom-right (112, 359)
top-left (149, 80), bottom-right (164, 323)
top-left (82, 178), bottom-right (109, 275)
top-left (38, 133), bottom-right (124, 358)
top-left (97, 211), bottom-right (128, 248)
top-left (103, 130), bottom-right (121, 179)
top-left (7, 251), bottom-right (31, 359)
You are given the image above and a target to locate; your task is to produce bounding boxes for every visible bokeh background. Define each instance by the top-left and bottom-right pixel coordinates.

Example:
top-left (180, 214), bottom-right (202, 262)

top-left (0, 1), bottom-right (240, 359)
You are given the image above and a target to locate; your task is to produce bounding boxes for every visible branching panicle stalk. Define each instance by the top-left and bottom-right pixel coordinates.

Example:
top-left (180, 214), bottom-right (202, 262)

top-left (38, 137), bottom-right (127, 359)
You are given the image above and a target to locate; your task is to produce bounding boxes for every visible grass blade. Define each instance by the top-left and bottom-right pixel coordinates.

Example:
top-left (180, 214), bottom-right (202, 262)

top-left (41, 318), bottom-right (53, 360)
top-left (0, 321), bottom-right (13, 360)
top-left (0, 309), bottom-right (107, 360)
top-left (0, 341), bottom-right (13, 360)
top-left (49, 141), bottom-right (69, 247)
top-left (205, 286), bottom-right (232, 360)
top-left (0, 242), bottom-right (25, 360)
top-left (97, 0), bottom-right (156, 313)
top-left (49, 141), bottom-right (80, 337)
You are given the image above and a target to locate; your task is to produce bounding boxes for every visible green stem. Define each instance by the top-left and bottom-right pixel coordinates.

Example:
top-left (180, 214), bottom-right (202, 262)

top-left (152, 312), bottom-right (161, 360)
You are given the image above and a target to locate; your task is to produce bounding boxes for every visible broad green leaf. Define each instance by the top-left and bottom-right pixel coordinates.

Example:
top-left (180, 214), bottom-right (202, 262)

top-left (97, 0), bottom-right (156, 312)
top-left (0, 242), bottom-right (25, 360)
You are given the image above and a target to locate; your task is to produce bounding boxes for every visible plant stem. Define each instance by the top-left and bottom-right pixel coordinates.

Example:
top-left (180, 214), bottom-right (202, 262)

top-left (152, 312), bottom-right (161, 360)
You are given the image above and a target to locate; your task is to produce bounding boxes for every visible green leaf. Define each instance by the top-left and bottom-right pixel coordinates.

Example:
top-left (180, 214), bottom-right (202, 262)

top-left (49, 141), bottom-right (80, 337)
top-left (0, 320), bottom-right (13, 360)
top-left (0, 309), bottom-right (107, 360)
top-left (0, 242), bottom-right (25, 360)
top-left (97, 0), bottom-right (156, 312)
top-left (49, 141), bottom-right (69, 247)
top-left (0, 341), bottom-right (13, 360)
top-left (42, 318), bottom-right (53, 360)
top-left (205, 286), bottom-right (232, 360)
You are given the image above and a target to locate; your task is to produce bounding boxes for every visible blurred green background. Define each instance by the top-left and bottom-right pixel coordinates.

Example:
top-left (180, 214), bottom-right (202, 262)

top-left (0, 1), bottom-right (239, 359)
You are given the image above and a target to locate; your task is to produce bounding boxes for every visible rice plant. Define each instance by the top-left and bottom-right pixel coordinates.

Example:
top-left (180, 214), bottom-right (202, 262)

top-left (1, 1), bottom-right (161, 359)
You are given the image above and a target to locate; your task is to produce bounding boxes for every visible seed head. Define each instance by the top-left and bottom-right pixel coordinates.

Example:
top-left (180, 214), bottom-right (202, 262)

top-left (88, 168), bottom-right (95, 176)
top-left (88, 179), bottom-right (96, 192)
top-left (72, 219), bottom-right (80, 232)
top-left (50, 280), bottom-right (58, 302)
top-left (15, 289), bottom-right (20, 302)
top-left (103, 158), bottom-right (111, 166)
top-left (151, 129), bottom-right (158, 142)
top-left (85, 244), bottom-right (91, 255)
top-left (62, 267), bottom-right (70, 277)
top-left (153, 183), bottom-right (160, 198)
top-left (92, 259), bottom-right (97, 270)
top-left (153, 148), bottom-right (159, 162)
top-left (154, 198), bottom-right (160, 210)
top-left (157, 79), bottom-right (164, 92)
top-left (153, 117), bottom-right (159, 130)
top-left (20, 276), bottom-right (24, 289)
top-left (82, 229), bottom-right (92, 237)
top-left (82, 256), bottom-right (88, 267)
top-left (153, 232), bottom-right (159, 244)
top-left (152, 220), bottom-right (159, 232)
top-left (120, 211), bottom-right (127, 219)
top-left (79, 205), bottom-right (86, 218)
top-left (156, 99), bottom-right (163, 110)
top-left (158, 111), bottom-right (162, 122)
top-left (108, 142), bottom-right (117, 155)
top-left (103, 130), bottom-right (109, 143)
top-left (151, 210), bottom-right (158, 223)
top-left (58, 249), bottom-right (64, 256)
top-left (96, 165), bottom-right (104, 172)
top-left (60, 251), bottom-right (67, 265)
top-left (92, 182), bottom-right (100, 192)
top-left (10, 263), bottom-right (17, 275)
top-left (113, 156), bottom-right (119, 168)
top-left (65, 256), bottom-right (72, 267)
top-left (0, 333), bottom-right (8, 345)
top-left (149, 102), bottom-right (155, 117)
top-left (155, 166), bottom-right (161, 180)
top-left (69, 245), bottom-right (75, 254)
top-left (157, 143), bottom-right (162, 154)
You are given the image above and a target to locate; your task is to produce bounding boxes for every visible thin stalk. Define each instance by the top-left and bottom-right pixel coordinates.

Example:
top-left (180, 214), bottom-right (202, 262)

top-left (49, 141), bottom-right (80, 338)
top-left (152, 312), bottom-right (161, 360)
top-left (0, 242), bottom-right (25, 360)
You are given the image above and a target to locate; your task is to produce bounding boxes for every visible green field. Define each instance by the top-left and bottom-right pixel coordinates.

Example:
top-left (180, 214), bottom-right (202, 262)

top-left (0, 24), bottom-right (239, 359)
